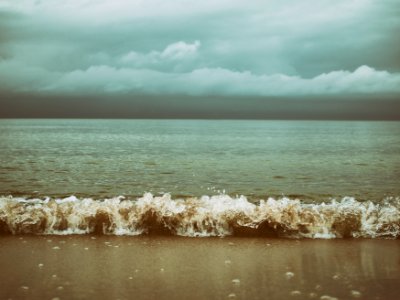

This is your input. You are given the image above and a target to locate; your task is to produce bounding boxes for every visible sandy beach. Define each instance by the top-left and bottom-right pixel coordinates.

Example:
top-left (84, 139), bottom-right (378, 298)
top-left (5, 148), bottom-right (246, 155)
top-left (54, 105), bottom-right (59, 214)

top-left (0, 236), bottom-right (399, 300)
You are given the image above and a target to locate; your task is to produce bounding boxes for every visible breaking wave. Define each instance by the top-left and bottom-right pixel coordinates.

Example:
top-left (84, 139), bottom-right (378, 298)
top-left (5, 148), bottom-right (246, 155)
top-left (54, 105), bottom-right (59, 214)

top-left (0, 194), bottom-right (399, 238)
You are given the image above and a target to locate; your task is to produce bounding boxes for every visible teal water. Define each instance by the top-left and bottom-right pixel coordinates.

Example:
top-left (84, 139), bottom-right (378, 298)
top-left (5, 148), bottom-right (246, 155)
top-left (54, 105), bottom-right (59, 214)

top-left (0, 119), bottom-right (399, 202)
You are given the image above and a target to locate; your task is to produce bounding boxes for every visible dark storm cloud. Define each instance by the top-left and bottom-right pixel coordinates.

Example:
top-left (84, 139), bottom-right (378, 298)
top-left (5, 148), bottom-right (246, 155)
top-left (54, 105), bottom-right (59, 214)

top-left (0, 0), bottom-right (399, 118)
top-left (1, 92), bottom-right (399, 120)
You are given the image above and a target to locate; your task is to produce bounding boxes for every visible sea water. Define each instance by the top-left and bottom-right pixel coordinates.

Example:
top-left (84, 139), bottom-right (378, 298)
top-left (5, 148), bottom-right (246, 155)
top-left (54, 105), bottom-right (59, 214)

top-left (0, 119), bottom-right (399, 237)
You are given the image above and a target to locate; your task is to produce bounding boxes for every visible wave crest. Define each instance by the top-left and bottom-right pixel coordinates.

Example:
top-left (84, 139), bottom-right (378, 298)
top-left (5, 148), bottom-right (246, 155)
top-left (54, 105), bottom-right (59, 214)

top-left (0, 194), bottom-right (399, 238)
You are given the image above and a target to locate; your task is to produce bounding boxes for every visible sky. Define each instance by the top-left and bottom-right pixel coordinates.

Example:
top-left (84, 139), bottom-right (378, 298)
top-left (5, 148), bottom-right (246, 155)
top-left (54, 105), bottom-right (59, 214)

top-left (0, 0), bottom-right (399, 119)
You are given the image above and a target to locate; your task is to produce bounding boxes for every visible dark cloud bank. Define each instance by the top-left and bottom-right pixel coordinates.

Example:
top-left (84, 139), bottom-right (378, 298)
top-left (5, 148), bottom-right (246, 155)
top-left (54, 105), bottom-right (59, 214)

top-left (1, 93), bottom-right (399, 120)
top-left (0, 0), bottom-right (399, 119)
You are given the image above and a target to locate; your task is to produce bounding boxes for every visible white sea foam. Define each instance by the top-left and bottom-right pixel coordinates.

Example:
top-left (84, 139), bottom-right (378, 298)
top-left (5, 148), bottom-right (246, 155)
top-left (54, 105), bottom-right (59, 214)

top-left (0, 194), bottom-right (399, 238)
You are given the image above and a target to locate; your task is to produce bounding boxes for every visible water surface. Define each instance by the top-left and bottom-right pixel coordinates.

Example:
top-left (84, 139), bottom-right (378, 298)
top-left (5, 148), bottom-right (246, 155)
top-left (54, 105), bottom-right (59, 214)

top-left (1, 119), bottom-right (399, 201)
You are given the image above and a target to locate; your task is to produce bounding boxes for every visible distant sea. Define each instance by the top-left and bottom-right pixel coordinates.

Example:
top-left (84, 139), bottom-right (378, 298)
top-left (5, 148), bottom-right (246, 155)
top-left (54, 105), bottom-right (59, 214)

top-left (0, 119), bottom-right (399, 238)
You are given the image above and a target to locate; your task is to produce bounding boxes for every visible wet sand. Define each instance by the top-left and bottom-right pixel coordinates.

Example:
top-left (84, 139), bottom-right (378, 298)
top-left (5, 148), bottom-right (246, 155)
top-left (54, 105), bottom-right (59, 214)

top-left (0, 237), bottom-right (399, 300)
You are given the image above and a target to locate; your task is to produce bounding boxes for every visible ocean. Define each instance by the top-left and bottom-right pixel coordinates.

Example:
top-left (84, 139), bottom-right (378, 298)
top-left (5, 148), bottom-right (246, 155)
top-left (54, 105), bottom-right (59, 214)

top-left (1, 119), bottom-right (400, 300)
top-left (0, 119), bottom-right (399, 238)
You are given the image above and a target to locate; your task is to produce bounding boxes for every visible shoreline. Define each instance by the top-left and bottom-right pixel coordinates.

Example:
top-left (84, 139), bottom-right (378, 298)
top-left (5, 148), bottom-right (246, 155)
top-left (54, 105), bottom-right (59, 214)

top-left (1, 195), bottom-right (399, 238)
top-left (1, 236), bottom-right (399, 300)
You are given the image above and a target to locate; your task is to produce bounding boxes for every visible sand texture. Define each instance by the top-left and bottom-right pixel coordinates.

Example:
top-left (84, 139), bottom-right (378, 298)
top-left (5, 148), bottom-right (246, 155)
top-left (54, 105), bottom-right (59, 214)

top-left (0, 236), bottom-right (399, 300)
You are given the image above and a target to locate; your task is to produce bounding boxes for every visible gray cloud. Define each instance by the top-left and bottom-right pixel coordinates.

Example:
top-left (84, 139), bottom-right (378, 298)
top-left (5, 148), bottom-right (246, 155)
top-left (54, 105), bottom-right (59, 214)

top-left (1, 59), bottom-right (400, 96)
top-left (118, 41), bottom-right (201, 72)
top-left (0, 0), bottom-right (399, 98)
top-left (40, 65), bottom-right (400, 96)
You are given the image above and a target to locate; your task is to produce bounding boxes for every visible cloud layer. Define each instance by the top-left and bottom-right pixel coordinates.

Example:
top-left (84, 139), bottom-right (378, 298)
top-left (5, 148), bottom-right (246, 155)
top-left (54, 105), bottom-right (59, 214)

top-left (0, 0), bottom-right (399, 97)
